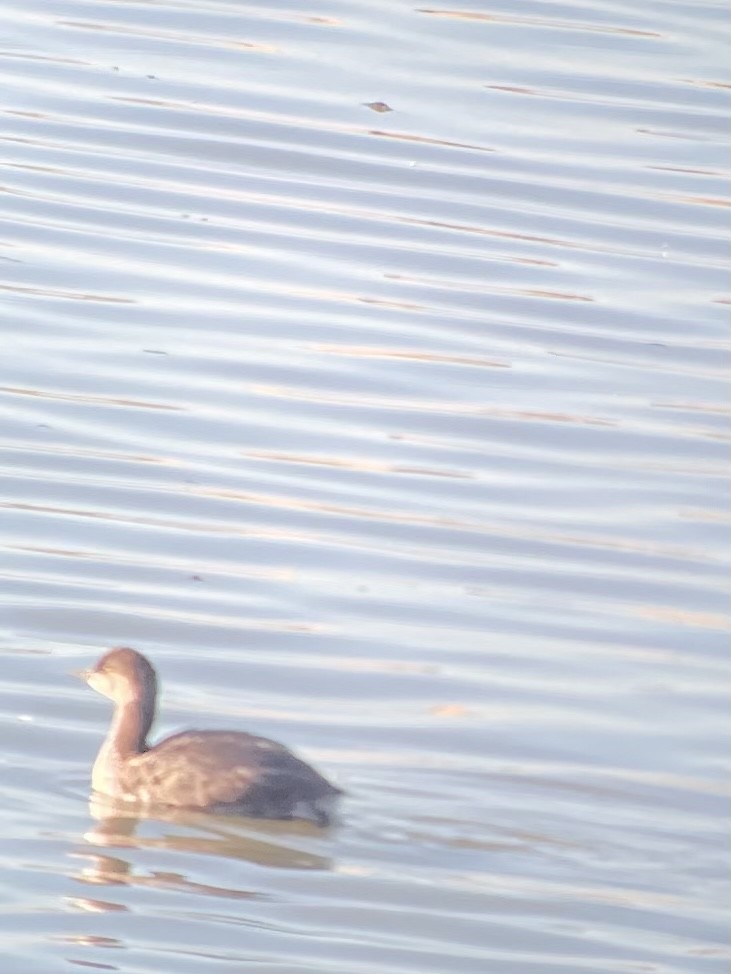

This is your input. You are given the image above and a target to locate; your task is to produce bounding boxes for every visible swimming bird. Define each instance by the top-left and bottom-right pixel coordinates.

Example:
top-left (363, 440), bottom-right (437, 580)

top-left (82, 647), bottom-right (341, 825)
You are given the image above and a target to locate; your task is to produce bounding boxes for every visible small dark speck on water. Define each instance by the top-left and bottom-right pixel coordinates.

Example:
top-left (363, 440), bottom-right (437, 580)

top-left (143, 349), bottom-right (168, 355)
top-left (363, 101), bottom-right (393, 113)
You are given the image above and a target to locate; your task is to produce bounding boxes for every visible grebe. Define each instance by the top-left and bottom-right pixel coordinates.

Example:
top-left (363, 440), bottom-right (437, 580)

top-left (83, 647), bottom-right (341, 825)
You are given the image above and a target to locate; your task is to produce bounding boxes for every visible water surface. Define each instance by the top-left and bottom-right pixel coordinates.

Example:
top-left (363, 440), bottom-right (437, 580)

top-left (0, 0), bottom-right (728, 972)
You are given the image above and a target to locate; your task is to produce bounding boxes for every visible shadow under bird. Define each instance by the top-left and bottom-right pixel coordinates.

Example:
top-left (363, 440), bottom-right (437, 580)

top-left (81, 647), bottom-right (341, 825)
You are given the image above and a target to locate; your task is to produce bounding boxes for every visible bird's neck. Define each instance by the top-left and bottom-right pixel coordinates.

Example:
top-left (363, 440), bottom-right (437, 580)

top-left (91, 687), bottom-right (156, 796)
top-left (103, 687), bottom-right (156, 758)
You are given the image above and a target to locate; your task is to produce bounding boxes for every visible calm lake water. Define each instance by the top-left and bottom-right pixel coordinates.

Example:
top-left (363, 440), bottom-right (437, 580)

top-left (0, 0), bottom-right (728, 971)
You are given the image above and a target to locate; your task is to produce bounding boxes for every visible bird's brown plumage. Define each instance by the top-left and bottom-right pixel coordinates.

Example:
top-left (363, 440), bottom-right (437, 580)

top-left (85, 647), bottom-right (341, 824)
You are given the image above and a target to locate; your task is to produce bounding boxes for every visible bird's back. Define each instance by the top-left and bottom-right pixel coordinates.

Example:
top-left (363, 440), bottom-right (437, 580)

top-left (118, 729), bottom-right (340, 822)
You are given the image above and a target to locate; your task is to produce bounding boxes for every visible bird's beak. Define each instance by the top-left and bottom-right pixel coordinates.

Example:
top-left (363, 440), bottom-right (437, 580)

top-left (73, 668), bottom-right (91, 683)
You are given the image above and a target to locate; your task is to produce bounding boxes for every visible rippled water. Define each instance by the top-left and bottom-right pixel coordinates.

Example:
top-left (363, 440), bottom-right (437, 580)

top-left (1, 0), bottom-right (728, 971)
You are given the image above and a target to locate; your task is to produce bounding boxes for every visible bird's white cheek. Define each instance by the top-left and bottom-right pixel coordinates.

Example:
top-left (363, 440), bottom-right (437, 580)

top-left (87, 672), bottom-right (109, 695)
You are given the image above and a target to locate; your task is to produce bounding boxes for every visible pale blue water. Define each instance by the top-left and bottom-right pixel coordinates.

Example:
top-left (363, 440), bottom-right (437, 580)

top-left (0, 0), bottom-right (728, 971)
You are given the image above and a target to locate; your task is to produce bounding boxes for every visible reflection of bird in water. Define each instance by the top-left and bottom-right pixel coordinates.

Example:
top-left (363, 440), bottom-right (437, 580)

top-left (81, 647), bottom-right (341, 825)
top-left (75, 798), bottom-right (334, 894)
